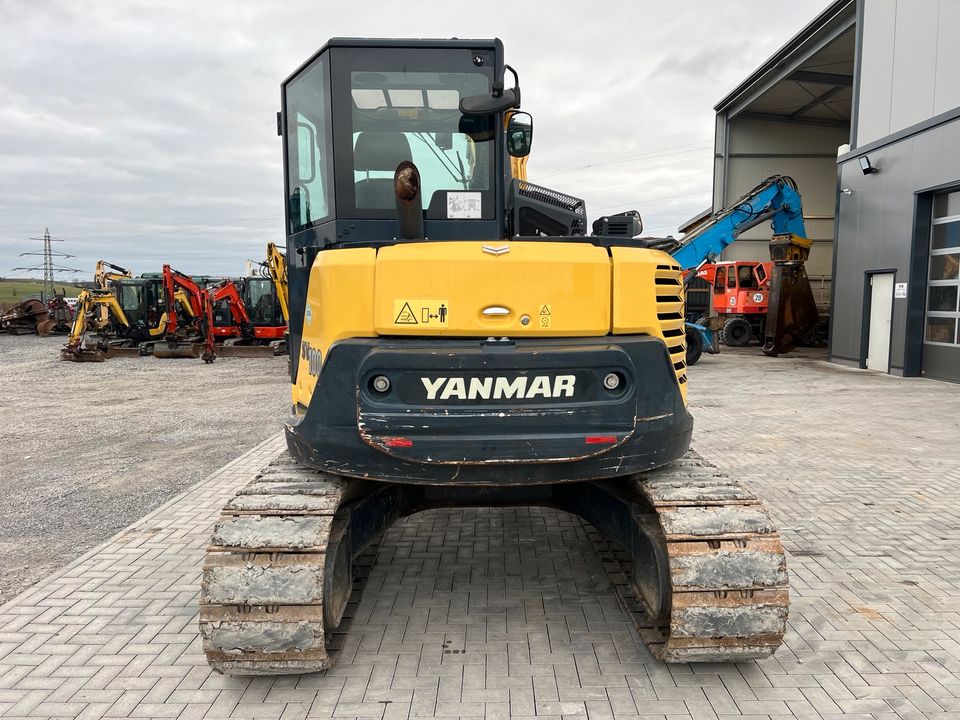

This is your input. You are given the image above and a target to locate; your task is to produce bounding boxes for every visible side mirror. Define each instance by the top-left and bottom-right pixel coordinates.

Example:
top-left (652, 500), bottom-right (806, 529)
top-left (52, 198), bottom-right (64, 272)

top-left (507, 111), bottom-right (533, 158)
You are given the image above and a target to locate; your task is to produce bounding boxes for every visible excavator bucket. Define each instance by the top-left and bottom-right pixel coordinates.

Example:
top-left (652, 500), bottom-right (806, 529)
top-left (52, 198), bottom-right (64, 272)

top-left (60, 342), bottom-right (141, 362)
top-left (60, 346), bottom-right (106, 362)
top-left (762, 234), bottom-right (821, 356)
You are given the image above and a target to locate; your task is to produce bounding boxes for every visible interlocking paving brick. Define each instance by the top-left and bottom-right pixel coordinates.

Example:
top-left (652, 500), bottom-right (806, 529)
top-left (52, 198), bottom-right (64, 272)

top-left (1, 351), bottom-right (960, 718)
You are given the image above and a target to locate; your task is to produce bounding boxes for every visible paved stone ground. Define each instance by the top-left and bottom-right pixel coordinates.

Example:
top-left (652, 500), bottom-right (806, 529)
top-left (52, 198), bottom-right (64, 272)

top-left (1, 348), bottom-right (959, 719)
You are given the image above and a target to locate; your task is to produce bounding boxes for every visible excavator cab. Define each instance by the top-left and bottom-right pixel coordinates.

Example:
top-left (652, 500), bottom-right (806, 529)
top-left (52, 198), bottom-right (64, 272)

top-left (241, 277), bottom-right (284, 328)
top-left (114, 276), bottom-right (166, 342)
top-left (285, 40), bottom-right (502, 244)
top-left (283, 39), bottom-right (587, 368)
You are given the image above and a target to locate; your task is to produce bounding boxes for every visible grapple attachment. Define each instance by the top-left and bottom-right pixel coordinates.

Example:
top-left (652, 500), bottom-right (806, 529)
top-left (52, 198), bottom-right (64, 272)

top-left (762, 233), bottom-right (821, 356)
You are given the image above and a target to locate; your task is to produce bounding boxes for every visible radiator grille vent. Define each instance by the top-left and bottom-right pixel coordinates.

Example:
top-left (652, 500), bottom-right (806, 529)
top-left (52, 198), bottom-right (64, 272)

top-left (517, 182), bottom-right (586, 214)
top-left (654, 265), bottom-right (686, 387)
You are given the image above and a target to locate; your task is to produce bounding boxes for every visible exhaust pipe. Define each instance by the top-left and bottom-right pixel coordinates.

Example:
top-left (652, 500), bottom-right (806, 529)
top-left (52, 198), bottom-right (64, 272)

top-left (394, 161), bottom-right (423, 240)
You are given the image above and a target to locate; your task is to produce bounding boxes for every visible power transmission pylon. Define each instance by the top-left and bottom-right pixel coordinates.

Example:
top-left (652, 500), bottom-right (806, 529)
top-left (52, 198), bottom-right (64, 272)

top-left (13, 228), bottom-right (82, 300)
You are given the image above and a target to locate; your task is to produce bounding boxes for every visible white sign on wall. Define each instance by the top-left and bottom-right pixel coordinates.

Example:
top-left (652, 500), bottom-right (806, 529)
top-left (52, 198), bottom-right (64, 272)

top-left (894, 282), bottom-right (908, 299)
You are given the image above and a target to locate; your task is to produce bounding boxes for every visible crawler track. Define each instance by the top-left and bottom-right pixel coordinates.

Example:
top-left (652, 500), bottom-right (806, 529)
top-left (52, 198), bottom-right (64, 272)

top-left (200, 457), bottom-right (352, 675)
top-left (588, 453), bottom-right (789, 662)
top-left (201, 452), bottom-right (788, 674)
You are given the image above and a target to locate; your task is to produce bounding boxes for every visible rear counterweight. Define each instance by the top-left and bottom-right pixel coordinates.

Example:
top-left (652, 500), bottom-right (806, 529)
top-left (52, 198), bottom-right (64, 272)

top-left (286, 336), bottom-right (692, 485)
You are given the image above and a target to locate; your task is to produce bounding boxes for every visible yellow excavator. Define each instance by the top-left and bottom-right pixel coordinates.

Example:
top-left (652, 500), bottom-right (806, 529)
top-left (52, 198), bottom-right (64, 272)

top-left (200, 38), bottom-right (788, 675)
top-left (61, 259), bottom-right (145, 361)
top-left (60, 288), bottom-right (133, 362)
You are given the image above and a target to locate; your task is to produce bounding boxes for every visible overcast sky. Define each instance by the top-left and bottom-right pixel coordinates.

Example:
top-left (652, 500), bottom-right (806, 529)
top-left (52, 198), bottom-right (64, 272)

top-left (0, 0), bottom-right (833, 279)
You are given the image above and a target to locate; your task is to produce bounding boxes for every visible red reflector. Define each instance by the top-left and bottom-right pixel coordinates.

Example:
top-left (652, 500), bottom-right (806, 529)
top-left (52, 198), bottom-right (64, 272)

top-left (585, 435), bottom-right (618, 445)
top-left (384, 437), bottom-right (413, 448)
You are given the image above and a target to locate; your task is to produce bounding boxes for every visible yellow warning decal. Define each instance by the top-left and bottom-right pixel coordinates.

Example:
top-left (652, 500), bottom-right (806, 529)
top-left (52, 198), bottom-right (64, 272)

top-left (538, 304), bottom-right (552, 328)
top-left (393, 299), bottom-right (449, 326)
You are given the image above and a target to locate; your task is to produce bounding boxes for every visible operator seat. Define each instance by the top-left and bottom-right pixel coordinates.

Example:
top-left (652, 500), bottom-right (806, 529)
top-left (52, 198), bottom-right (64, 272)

top-left (353, 132), bottom-right (413, 209)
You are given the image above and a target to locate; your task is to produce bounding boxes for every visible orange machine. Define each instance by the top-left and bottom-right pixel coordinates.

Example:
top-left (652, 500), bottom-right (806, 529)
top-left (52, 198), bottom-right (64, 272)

top-left (696, 260), bottom-right (772, 346)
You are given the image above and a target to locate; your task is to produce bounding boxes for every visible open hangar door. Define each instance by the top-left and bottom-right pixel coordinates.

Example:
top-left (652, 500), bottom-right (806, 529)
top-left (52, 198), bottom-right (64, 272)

top-left (710, 0), bottom-right (855, 321)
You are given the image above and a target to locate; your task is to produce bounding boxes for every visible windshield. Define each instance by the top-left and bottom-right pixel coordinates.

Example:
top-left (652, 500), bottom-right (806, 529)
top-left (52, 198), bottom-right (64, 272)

top-left (118, 283), bottom-right (144, 323)
top-left (350, 70), bottom-right (492, 217)
top-left (329, 48), bottom-right (496, 221)
top-left (245, 278), bottom-right (281, 325)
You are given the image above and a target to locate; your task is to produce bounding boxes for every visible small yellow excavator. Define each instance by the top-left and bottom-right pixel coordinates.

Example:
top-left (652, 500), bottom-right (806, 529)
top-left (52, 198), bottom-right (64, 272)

top-left (60, 289), bottom-right (135, 362)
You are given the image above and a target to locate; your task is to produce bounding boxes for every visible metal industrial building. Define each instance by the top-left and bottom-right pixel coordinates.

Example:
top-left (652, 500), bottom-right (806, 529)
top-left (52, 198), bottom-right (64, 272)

top-left (708, 0), bottom-right (960, 383)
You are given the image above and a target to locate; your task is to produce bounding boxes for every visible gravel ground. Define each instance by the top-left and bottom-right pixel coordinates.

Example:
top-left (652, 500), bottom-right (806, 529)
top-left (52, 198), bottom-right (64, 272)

top-left (0, 334), bottom-right (289, 604)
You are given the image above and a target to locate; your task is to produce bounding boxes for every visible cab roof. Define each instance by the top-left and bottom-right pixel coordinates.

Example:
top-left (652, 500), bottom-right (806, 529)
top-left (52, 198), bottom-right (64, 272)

top-left (285, 37), bottom-right (501, 86)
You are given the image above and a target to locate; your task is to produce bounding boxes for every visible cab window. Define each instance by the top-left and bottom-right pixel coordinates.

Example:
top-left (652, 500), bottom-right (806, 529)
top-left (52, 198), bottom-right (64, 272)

top-left (246, 279), bottom-right (280, 325)
top-left (349, 71), bottom-right (494, 215)
top-left (285, 55), bottom-right (334, 234)
top-left (738, 265), bottom-right (757, 289)
top-left (714, 267), bottom-right (727, 294)
top-left (119, 284), bottom-right (144, 324)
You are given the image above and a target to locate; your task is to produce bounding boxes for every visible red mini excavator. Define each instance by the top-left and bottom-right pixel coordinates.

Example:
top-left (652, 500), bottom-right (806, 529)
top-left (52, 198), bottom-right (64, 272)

top-left (155, 264), bottom-right (215, 361)
top-left (205, 279), bottom-right (278, 358)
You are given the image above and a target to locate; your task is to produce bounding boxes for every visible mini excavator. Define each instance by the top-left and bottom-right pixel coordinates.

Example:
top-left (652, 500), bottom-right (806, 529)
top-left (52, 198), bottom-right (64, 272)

top-left (153, 265), bottom-right (215, 361)
top-left (60, 288), bottom-right (132, 362)
top-left (200, 39), bottom-right (789, 674)
top-left (206, 278), bottom-right (283, 358)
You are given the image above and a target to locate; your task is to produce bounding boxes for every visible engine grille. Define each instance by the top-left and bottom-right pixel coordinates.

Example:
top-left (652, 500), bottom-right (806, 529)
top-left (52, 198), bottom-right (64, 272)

top-left (517, 182), bottom-right (586, 214)
top-left (654, 263), bottom-right (686, 387)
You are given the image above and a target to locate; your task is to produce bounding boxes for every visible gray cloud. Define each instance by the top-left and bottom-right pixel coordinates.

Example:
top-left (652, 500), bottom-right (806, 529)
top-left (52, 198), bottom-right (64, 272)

top-left (0, 0), bottom-right (833, 278)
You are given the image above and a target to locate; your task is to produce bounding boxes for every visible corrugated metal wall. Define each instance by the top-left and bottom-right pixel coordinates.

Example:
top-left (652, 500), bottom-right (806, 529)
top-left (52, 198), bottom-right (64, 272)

top-left (857, 0), bottom-right (960, 146)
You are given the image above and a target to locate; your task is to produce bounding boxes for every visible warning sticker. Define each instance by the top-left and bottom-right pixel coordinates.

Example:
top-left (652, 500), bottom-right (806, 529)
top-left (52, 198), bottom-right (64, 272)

top-left (538, 304), bottom-right (552, 328)
top-left (394, 299), bottom-right (449, 326)
top-left (447, 192), bottom-right (482, 219)
top-left (394, 302), bottom-right (418, 324)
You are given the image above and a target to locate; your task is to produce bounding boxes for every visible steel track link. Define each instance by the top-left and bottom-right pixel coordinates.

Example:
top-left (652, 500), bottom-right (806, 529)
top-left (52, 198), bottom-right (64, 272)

top-left (200, 457), bottom-right (352, 675)
top-left (587, 452), bottom-right (789, 662)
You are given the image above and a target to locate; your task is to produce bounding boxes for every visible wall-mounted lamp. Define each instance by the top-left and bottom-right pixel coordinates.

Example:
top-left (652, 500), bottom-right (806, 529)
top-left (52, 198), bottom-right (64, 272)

top-left (841, 188), bottom-right (853, 195)
top-left (858, 155), bottom-right (879, 175)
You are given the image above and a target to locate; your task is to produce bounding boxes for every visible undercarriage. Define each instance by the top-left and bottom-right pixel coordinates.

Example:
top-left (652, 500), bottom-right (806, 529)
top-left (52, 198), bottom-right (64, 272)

top-left (200, 452), bottom-right (788, 674)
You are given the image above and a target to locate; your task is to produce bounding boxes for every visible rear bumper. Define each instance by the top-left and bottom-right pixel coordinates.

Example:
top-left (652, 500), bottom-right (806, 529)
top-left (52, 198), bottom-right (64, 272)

top-left (286, 336), bottom-right (692, 486)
